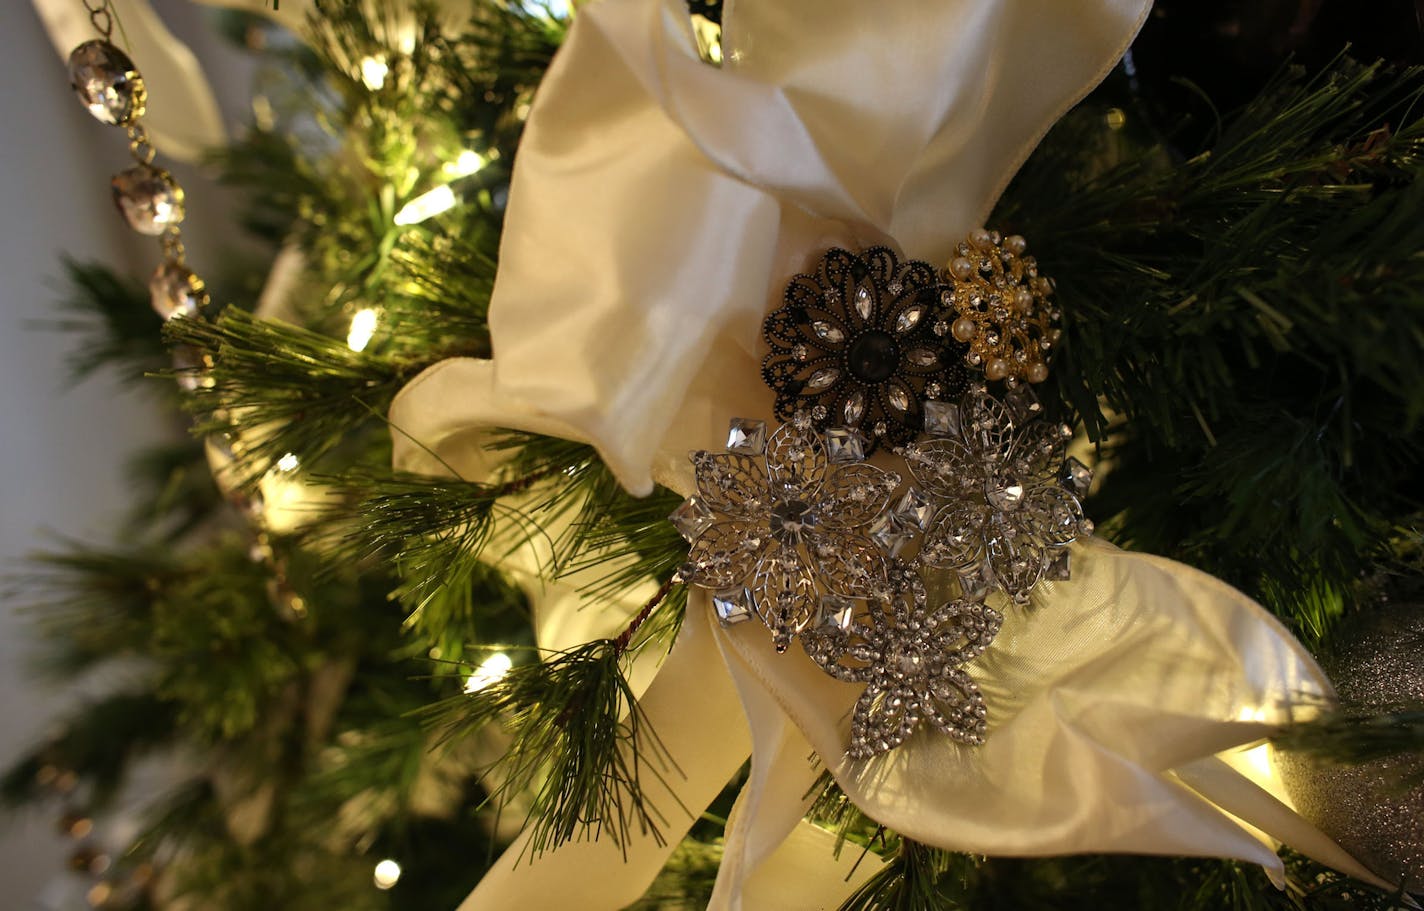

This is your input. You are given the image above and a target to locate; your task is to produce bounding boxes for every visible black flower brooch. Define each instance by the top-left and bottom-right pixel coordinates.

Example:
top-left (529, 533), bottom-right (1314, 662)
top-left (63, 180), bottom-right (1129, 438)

top-left (761, 247), bottom-right (973, 452)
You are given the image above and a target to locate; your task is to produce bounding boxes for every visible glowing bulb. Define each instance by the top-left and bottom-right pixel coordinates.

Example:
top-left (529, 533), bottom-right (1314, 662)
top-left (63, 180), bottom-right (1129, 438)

top-left (394, 184), bottom-right (457, 226)
top-left (373, 858), bottom-right (402, 890)
top-left (360, 57), bottom-right (388, 91)
top-left (465, 652), bottom-right (513, 693)
top-left (443, 149), bottom-right (487, 178)
top-left (347, 308), bottom-right (379, 352)
top-left (275, 452), bottom-right (300, 473)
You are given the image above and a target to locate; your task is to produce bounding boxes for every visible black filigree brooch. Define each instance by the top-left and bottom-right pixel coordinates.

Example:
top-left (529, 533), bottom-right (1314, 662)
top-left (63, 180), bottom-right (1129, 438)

top-left (761, 247), bottom-right (972, 452)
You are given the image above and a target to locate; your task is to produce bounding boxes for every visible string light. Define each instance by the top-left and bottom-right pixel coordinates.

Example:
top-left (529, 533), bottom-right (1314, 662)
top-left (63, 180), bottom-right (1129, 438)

top-left (373, 858), bottom-right (402, 890)
top-left (464, 652), bottom-right (513, 693)
top-left (275, 452), bottom-right (300, 473)
top-left (443, 149), bottom-right (487, 179)
top-left (359, 57), bottom-right (388, 91)
top-left (347, 308), bottom-right (379, 352)
top-left (394, 185), bottom-right (456, 226)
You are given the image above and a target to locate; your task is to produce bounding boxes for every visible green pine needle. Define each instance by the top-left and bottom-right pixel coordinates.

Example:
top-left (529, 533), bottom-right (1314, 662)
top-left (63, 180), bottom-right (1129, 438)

top-left (421, 639), bottom-right (676, 858)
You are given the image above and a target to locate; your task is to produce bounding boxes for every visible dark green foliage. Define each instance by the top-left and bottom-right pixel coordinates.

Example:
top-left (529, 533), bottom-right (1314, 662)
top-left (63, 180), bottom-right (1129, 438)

top-left (37, 259), bottom-right (168, 385)
top-left (1274, 706), bottom-right (1424, 786)
top-left (421, 639), bottom-right (675, 858)
top-left (997, 60), bottom-right (1424, 638)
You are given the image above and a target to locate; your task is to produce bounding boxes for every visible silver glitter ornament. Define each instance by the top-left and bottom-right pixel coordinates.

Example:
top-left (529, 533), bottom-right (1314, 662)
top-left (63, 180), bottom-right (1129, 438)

top-left (68, 40), bottom-right (146, 126)
top-left (1274, 605), bottom-right (1424, 887)
top-left (802, 563), bottom-right (1001, 758)
top-left (903, 388), bottom-right (1090, 604)
top-left (678, 415), bottom-right (901, 651)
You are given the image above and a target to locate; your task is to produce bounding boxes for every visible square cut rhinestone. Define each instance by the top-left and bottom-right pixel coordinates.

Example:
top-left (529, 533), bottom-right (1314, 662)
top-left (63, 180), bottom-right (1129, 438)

top-left (712, 587), bottom-right (755, 625)
top-left (727, 417), bottom-right (767, 454)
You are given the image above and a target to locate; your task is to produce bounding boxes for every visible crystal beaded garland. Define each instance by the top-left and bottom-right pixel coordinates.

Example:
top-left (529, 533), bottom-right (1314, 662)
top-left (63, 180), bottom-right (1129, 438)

top-left (67, 40), bottom-right (146, 126)
top-left (673, 415), bottom-right (902, 651)
top-left (149, 262), bottom-right (208, 319)
top-left (762, 247), bottom-right (972, 452)
top-left (111, 165), bottom-right (185, 235)
top-left (801, 562), bottom-right (1001, 757)
top-left (937, 229), bottom-right (1058, 384)
top-left (903, 387), bottom-right (1092, 604)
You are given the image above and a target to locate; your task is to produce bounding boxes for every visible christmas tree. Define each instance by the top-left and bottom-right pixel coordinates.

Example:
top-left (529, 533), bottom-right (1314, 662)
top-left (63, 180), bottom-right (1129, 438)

top-left (6, 0), bottom-right (1424, 908)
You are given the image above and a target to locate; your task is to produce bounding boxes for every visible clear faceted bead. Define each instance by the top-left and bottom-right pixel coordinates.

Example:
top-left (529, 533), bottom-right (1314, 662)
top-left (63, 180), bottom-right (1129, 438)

top-left (149, 261), bottom-right (207, 320)
top-left (811, 320), bottom-right (845, 344)
top-left (854, 285), bottom-right (874, 321)
top-left (726, 417), bottom-right (767, 454)
top-left (68, 40), bottom-right (146, 126)
top-left (111, 165), bottom-right (184, 235)
top-left (713, 588), bottom-right (755, 625)
top-left (892, 486), bottom-right (933, 531)
top-left (842, 390), bottom-right (865, 425)
top-left (824, 428), bottom-right (866, 463)
top-left (669, 497), bottom-right (714, 542)
top-left (870, 514), bottom-right (915, 557)
top-left (1060, 457), bottom-right (1093, 497)
top-left (923, 400), bottom-right (961, 436)
top-left (818, 594), bottom-right (857, 630)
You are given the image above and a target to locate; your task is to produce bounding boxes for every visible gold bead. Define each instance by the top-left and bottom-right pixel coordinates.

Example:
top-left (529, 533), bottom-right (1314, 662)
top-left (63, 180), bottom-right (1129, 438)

top-left (951, 316), bottom-right (978, 342)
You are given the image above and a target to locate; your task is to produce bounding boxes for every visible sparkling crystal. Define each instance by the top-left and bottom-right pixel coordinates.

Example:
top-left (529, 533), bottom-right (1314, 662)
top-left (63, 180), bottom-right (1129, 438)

top-left (887, 385), bottom-right (911, 413)
top-left (1003, 385), bottom-right (1042, 422)
top-left (818, 594), bottom-right (856, 630)
top-left (1060, 457), bottom-right (1093, 496)
top-left (957, 565), bottom-right (992, 601)
top-left (111, 165), bottom-right (184, 235)
top-left (669, 497), bottom-right (714, 542)
top-left (895, 304), bottom-right (926, 334)
top-left (873, 420), bottom-right (888, 437)
top-left (906, 347), bottom-right (938, 367)
top-left (843, 390), bottom-right (865, 425)
top-left (870, 514), bottom-right (915, 557)
top-left (892, 486), bottom-right (933, 530)
top-left (925, 381), bottom-right (943, 398)
top-left (792, 343), bottom-right (809, 361)
top-left (726, 418), bottom-right (767, 454)
top-left (149, 262), bottom-right (207, 319)
top-left (887, 281), bottom-right (903, 295)
top-left (854, 285), bottom-right (874, 320)
top-left (769, 499), bottom-right (817, 541)
top-left (824, 428), bottom-right (866, 463)
top-left (933, 320), bottom-right (950, 337)
top-left (1045, 549), bottom-right (1072, 581)
top-left (811, 404), bottom-right (828, 421)
top-left (923, 400), bottom-right (961, 436)
top-left (811, 320), bottom-right (845, 344)
top-left (713, 587), bottom-right (755, 625)
top-left (806, 367), bottom-right (840, 391)
top-left (68, 40), bottom-right (146, 126)
top-left (1079, 518), bottom-right (1095, 536)
top-left (985, 480), bottom-right (1025, 511)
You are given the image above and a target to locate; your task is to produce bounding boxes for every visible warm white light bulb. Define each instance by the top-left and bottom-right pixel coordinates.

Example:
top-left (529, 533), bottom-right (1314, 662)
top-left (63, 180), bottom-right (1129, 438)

top-left (444, 149), bottom-right (486, 178)
top-left (464, 652), bottom-right (513, 693)
top-left (360, 57), bottom-right (389, 91)
top-left (394, 185), bottom-right (457, 226)
top-left (347, 308), bottom-right (379, 352)
top-left (373, 858), bottom-right (402, 890)
top-left (275, 452), bottom-right (300, 472)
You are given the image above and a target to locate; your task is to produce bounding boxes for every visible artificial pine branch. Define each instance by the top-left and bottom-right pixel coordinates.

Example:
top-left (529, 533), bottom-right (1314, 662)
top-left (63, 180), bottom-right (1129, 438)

top-left (421, 639), bottom-right (675, 858)
top-left (37, 259), bottom-right (169, 385)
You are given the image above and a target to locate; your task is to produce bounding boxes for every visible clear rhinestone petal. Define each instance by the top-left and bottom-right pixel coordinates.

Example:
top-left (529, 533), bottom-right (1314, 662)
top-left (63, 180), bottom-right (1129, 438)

top-left (854, 285), bottom-right (873, 321)
top-left (807, 367), bottom-right (840, 391)
top-left (812, 320), bottom-right (846, 344)
top-left (888, 385), bottom-right (911, 413)
top-left (895, 304), bottom-right (925, 334)
top-left (843, 390), bottom-right (865, 425)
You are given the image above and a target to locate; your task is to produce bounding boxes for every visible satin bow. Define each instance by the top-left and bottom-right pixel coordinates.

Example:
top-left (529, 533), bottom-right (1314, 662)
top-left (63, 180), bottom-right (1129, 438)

top-left (385, 0), bottom-right (1385, 906)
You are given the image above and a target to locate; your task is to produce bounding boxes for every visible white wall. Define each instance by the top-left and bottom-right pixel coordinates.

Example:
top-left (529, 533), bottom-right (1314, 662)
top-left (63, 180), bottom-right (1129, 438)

top-left (0, 5), bottom-right (256, 905)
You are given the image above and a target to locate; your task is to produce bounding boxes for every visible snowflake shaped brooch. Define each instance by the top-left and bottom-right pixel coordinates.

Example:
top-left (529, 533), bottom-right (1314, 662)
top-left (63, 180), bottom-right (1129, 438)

top-left (672, 415), bottom-right (901, 651)
top-left (903, 388), bottom-right (1093, 604)
top-left (802, 563), bottom-right (1002, 757)
top-left (761, 247), bottom-right (972, 453)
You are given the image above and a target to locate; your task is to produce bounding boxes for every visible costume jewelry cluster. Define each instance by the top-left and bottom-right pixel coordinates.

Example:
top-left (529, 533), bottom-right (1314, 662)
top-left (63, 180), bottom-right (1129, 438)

top-left (674, 231), bottom-right (1092, 758)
